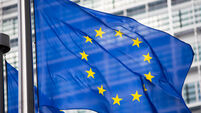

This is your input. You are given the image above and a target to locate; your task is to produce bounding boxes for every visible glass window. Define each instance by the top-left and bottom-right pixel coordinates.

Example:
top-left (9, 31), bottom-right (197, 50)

top-left (73, 0), bottom-right (80, 3)
top-left (148, 0), bottom-right (167, 11)
top-left (197, 82), bottom-right (201, 101)
top-left (127, 5), bottom-right (145, 16)
top-left (183, 83), bottom-right (196, 104)
top-left (172, 0), bottom-right (190, 6)
top-left (2, 17), bottom-right (18, 38)
top-left (2, 4), bottom-right (17, 15)
top-left (113, 11), bottom-right (123, 16)
top-left (10, 38), bottom-right (18, 47)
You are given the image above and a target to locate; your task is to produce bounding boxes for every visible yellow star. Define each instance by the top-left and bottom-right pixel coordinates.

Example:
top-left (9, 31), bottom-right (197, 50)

top-left (83, 36), bottom-right (93, 43)
top-left (143, 84), bottom-right (147, 91)
top-left (95, 27), bottom-right (105, 38)
top-left (131, 91), bottom-right (142, 102)
top-left (97, 85), bottom-right (106, 95)
top-left (132, 38), bottom-right (142, 48)
top-left (143, 52), bottom-right (152, 63)
top-left (86, 68), bottom-right (95, 78)
top-left (80, 51), bottom-right (88, 61)
top-left (115, 30), bottom-right (123, 38)
top-left (144, 72), bottom-right (154, 82)
top-left (112, 94), bottom-right (123, 105)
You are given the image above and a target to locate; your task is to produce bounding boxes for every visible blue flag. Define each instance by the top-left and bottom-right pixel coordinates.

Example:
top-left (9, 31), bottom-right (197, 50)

top-left (6, 62), bottom-right (18, 113)
top-left (6, 62), bottom-right (64, 113)
top-left (34, 0), bottom-right (193, 113)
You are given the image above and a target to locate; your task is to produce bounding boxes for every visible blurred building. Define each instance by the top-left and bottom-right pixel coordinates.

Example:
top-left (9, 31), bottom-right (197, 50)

top-left (0, 0), bottom-right (201, 113)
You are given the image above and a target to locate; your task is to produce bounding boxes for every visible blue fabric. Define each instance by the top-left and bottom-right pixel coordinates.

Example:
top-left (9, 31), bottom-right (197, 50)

top-left (6, 62), bottom-right (63, 113)
top-left (6, 62), bottom-right (18, 113)
top-left (39, 106), bottom-right (64, 113)
top-left (34, 0), bottom-right (194, 113)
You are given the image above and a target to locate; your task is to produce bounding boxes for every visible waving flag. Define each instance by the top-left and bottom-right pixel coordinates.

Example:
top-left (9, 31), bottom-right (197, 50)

top-left (6, 62), bottom-right (64, 113)
top-left (34, 0), bottom-right (193, 113)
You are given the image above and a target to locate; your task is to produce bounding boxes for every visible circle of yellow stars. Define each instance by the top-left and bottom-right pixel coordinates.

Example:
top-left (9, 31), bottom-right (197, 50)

top-left (79, 27), bottom-right (155, 106)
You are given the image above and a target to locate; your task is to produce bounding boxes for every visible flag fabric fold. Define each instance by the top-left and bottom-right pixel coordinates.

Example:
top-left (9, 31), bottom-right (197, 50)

top-left (6, 62), bottom-right (18, 113)
top-left (6, 62), bottom-right (63, 113)
top-left (34, 0), bottom-right (193, 113)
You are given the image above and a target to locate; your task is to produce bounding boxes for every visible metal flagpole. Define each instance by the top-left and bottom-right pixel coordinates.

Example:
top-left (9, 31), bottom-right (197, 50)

top-left (0, 33), bottom-right (10, 113)
top-left (0, 51), bottom-right (4, 113)
top-left (5, 59), bottom-right (8, 113)
top-left (18, 0), bottom-right (35, 112)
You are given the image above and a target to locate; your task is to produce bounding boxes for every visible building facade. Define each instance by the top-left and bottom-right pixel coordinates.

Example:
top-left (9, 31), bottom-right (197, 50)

top-left (0, 0), bottom-right (201, 113)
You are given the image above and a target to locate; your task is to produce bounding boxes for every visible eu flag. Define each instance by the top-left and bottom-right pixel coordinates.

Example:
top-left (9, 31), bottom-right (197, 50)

top-left (6, 62), bottom-right (64, 113)
top-left (34, 0), bottom-right (193, 113)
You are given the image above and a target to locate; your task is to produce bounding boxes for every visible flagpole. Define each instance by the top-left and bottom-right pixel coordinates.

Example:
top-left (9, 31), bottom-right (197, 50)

top-left (18, 0), bottom-right (35, 112)
top-left (5, 60), bottom-right (8, 113)
top-left (0, 33), bottom-right (10, 113)
top-left (0, 53), bottom-right (4, 113)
